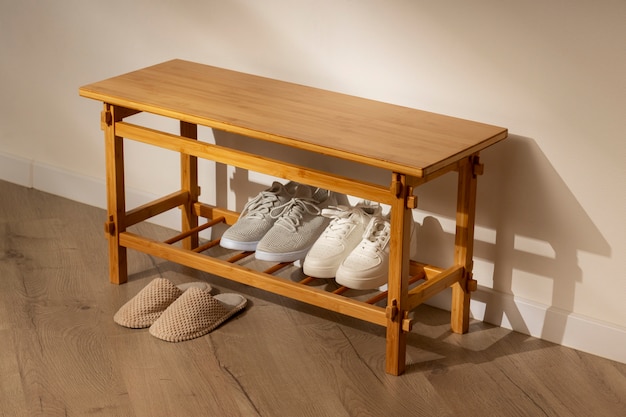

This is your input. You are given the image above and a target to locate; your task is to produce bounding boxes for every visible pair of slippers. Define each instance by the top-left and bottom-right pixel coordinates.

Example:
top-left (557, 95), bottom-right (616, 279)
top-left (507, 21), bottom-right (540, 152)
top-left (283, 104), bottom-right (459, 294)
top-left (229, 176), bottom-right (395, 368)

top-left (113, 278), bottom-right (247, 342)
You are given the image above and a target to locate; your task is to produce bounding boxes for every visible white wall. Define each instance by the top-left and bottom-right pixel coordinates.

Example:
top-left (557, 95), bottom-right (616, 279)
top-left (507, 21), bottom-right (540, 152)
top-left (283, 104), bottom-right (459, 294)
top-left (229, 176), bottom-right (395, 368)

top-left (2, 0), bottom-right (625, 362)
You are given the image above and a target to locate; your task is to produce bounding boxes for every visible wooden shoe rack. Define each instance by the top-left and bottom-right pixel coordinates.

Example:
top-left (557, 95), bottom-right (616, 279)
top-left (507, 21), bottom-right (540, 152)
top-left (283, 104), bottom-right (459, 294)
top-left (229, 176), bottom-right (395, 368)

top-left (79, 59), bottom-right (507, 375)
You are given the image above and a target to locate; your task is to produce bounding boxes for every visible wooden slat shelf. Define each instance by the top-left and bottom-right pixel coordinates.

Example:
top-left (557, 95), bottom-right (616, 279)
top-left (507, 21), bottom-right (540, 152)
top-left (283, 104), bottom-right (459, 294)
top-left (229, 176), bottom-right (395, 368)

top-left (141, 199), bottom-right (450, 311)
top-left (123, 210), bottom-right (455, 333)
top-left (119, 231), bottom-right (392, 328)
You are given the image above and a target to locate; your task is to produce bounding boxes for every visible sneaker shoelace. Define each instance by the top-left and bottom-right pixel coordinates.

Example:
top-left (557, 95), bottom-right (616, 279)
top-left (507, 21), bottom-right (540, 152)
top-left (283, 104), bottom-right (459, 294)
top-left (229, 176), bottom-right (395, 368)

top-left (358, 217), bottom-right (390, 255)
top-left (240, 190), bottom-right (281, 219)
top-left (320, 206), bottom-right (368, 241)
top-left (270, 198), bottom-right (322, 231)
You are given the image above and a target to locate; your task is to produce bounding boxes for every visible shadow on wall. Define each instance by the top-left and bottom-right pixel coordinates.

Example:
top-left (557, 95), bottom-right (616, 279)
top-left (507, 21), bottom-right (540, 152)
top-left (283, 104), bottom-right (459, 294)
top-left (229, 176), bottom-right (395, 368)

top-left (414, 134), bottom-right (611, 343)
top-left (210, 130), bottom-right (611, 345)
top-left (211, 129), bottom-right (391, 212)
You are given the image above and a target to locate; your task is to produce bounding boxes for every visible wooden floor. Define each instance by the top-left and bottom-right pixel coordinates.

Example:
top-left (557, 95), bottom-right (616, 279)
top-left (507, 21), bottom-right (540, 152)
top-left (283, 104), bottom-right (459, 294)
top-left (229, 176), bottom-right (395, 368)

top-left (1, 179), bottom-right (624, 417)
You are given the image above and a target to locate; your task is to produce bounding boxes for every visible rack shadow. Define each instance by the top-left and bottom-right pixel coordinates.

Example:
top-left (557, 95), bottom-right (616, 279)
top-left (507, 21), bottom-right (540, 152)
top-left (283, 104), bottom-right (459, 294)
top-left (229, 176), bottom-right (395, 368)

top-left (208, 130), bottom-right (611, 361)
top-left (414, 134), bottom-right (611, 344)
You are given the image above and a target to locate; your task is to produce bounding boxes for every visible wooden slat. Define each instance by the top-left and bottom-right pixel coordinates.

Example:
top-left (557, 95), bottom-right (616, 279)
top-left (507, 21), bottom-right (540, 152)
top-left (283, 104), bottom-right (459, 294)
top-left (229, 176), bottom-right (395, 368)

top-left (125, 190), bottom-right (188, 227)
top-left (192, 239), bottom-right (221, 253)
top-left (409, 260), bottom-right (446, 279)
top-left (262, 262), bottom-right (293, 275)
top-left (298, 276), bottom-right (317, 285)
top-left (116, 121), bottom-right (393, 204)
top-left (224, 251), bottom-right (255, 263)
top-left (164, 217), bottom-right (224, 245)
top-left (194, 203), bottom-right (240, 226)
top-left (407, 265), bottom-right (465, 311)
top-left (118, 232), bottom-right (389, 327)
top-left (364, 273), bottom-right (425, 305)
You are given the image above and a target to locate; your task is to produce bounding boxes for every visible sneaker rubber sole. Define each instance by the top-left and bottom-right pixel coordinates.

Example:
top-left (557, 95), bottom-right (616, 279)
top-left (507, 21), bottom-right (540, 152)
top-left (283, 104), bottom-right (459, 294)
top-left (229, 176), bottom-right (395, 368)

top-left (219, 237), bottom-right (259, 252)
top-left (254, 246), bottom-right (312, 263)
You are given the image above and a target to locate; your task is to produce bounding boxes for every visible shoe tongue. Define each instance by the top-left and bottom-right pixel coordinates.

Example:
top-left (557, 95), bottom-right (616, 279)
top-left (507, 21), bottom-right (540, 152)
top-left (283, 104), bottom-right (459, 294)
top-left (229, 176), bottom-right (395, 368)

top-left (268, 181), bottom-right (284, 193)
top-left (361, 206), bottom-right (377, 215)
top-left (293, 184), bottom-right (314, 199)
top-left (364, 217), bottom-right (387, 240)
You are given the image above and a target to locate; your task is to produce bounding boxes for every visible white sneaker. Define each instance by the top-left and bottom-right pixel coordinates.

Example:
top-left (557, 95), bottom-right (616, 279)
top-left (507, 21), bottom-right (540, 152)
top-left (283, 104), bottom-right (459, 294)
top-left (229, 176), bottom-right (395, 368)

top-left (220, 181), bottom-right (298, 251)
top-left (255, 185), bottom-right (337, 262)
top-left (303, 201), bottom-right (382, 278)
top-left (335, 215), bottom-right (418, 290)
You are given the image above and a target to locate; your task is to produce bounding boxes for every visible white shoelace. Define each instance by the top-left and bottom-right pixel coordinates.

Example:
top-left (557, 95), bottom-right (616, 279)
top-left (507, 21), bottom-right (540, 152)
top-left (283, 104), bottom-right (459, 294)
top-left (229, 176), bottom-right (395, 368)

top-left (240, 191), bottom-right (280, 219)
top-left (359, 217), bottom-right (390, 255)
top-left (270, 198), bottom-right (322, 231)
top-left (320, 206), bottom-right (367, 241)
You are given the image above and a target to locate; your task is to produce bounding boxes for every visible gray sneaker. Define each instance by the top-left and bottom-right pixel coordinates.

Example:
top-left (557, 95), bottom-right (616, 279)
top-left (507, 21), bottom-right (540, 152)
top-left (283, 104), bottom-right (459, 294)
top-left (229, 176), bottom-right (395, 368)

top-left (220, 181), bottom-right (298, 251)
top-left (255, 185), bottom-right (338, 262)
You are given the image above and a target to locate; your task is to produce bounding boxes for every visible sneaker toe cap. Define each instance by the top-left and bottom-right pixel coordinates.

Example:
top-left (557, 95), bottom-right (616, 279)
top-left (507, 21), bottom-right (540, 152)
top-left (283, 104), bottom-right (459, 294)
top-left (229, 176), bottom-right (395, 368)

top-left (341, 253), bottom-right (382, 273)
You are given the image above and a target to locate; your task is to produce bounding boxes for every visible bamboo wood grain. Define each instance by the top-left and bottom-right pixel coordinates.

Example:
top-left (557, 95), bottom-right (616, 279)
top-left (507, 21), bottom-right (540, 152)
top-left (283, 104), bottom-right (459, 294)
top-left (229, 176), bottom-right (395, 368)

top-left (385, 174), bottom-right (412, 375)
top-left (164, 217), bottom-right (223, 245)
top-left (194, 202), bottom-right (240, 226)
top-left (407, 265), bottom-right (464, 310)
top-left (180, 121), bottom-right (199, 250)
top-left (80, 59), bottom-right (507, 178)
top-left (451, 157), bottom-right (479, 333)
top-left (125, 190), bottom-right (188, 227)
top-left (104, 104), bottom-right (128, 284)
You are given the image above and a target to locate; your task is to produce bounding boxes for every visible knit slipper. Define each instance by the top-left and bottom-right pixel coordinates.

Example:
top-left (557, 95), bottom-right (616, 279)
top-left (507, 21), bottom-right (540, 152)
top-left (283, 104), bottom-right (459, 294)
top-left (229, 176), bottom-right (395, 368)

top-left (113, 278), bottom-right (212, 329)
top-left (148, 288), bottom-right (247, 342)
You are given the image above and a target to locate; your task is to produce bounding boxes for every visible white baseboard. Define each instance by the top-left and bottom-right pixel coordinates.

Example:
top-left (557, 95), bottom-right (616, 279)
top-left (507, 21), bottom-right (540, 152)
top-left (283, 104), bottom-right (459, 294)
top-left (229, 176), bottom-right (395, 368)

top-left (33, 161), bottom-right (108, 209)
top-left (0, 152), bottom-right (32, 187)
top-left (0, 151), bottom-right (181, 231)
top-left (426, 287), bottom-right (626, 364)
top-left (1, 152), bottom-right (625, 365)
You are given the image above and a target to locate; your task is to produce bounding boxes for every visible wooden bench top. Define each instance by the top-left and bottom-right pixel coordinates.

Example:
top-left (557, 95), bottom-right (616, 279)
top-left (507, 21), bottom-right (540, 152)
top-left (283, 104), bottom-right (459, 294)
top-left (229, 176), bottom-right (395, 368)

top-left (79, 59), bottom-right (507, 178)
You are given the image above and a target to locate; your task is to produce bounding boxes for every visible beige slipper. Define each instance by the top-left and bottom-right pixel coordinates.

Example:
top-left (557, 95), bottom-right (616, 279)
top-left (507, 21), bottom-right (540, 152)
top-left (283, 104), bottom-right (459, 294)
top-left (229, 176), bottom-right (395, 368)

top-left (113, 278), bottom-right (212, 329)
top-left (148, 288), bottom-right (247, 342)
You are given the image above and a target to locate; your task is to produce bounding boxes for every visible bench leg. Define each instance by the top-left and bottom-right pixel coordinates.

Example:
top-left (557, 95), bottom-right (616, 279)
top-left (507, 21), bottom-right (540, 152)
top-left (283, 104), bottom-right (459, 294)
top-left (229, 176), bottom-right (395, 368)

top-left (451, 155), bottom-right (481, 333)
top-left (180, 121), bottom-right (199, 250)
top-left (385, 173), bottom-right (413, 375)
top-left (103, 104), bottom-right (128, 284)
